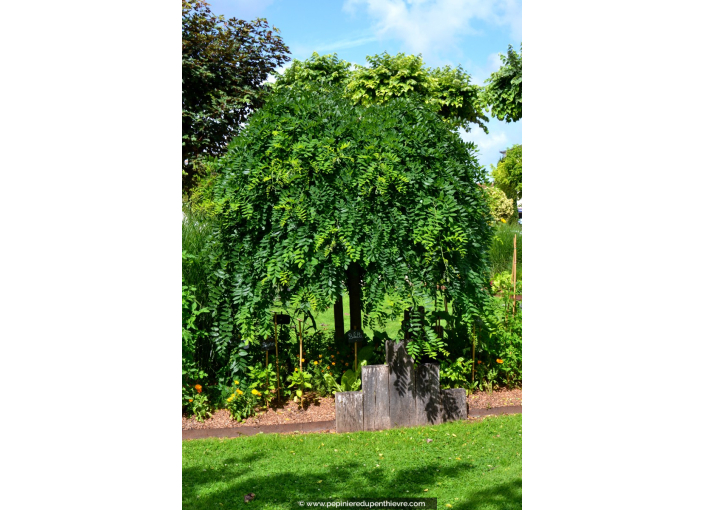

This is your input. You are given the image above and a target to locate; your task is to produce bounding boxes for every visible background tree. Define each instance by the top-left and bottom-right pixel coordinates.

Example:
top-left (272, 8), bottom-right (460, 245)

top-left (491, 144), bottom-right (522, 203)
top-left (482, 44), bottom-right (522, 122)
top-left (199, 84), bottom-right (493, 364)
top-left (182, 0), bottom-right (290, 195)
top-left (274, 52), bottom-right (489, 133)
top-left (484, 185), bottom-right (515, 223)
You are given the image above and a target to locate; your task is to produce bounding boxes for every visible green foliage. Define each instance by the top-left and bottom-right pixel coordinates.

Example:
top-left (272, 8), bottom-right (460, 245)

top-left (483, 185), bottom-right (514, 223)
top-left (274, 51), bottom-right (488, 133)
top-left (482, 274), bottom-right (522, 390)
top-left (324, 359), bottom-right (367, 394)
top-left (189, 392), bottom-right (212, 422)
top-left (439, 357), bottom-right (473, 390)
top-left (482, 44), bottom-right (522, 123)
top-left (271, 52), bottom-right (352, 91)
top-left (287, 369), bottom-right (313, 404)
top-left (204, 84), bottom-right (493, 365)
top-left (182, 0), bottom-right (291, 195)
top-left (246, 362), bottom-right (276, 406)
top-left (225, 386), bottom-right (258, 422)
top-left (490, 144), bottom-right (522, 203)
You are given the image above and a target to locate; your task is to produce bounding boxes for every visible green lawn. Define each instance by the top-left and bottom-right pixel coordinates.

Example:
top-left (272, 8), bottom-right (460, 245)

top-left (182, 414), bottom-right (522, 509)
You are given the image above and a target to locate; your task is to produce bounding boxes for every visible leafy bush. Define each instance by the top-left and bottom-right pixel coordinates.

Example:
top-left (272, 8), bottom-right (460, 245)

top-left (484, 185), bottom-right (515, 223)
top-left (225, 385), bottom-right (258, 422)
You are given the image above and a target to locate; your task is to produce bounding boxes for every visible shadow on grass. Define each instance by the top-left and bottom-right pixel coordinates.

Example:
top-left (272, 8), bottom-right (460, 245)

top-left (183, 453), bottom-right (520, 509)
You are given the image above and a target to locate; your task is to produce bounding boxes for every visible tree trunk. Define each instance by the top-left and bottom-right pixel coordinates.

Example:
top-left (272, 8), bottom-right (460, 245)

top-left (347, 262), bottom-right (363, 331)
top-left (334, 295), bottom-right (345, 340)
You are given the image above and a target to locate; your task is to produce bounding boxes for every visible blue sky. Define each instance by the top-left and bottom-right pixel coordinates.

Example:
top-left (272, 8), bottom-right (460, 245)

top-left (207, 0), bottom-right (522, 172)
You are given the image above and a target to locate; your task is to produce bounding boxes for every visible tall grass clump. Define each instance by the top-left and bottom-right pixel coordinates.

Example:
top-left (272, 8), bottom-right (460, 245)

top-left (488, 221), bottom-right (522, 279)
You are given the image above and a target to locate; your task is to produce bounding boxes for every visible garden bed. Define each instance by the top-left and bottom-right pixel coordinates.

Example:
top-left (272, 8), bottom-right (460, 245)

top-left (182, 387), bottom-right (521, 430)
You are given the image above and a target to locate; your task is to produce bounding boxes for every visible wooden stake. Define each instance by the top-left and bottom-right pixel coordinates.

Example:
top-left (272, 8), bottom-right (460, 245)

top-left (298, 319), bottom-right (303, 373)
top-left (512, 234), bottom-right (517, 317)
top-left (471, 322), bottom-right (476, 384)
top-left (274, 313), bottom-right (281, 401)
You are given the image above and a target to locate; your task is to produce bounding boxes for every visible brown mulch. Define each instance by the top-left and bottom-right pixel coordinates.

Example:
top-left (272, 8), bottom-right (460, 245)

top-left (182, 387), bottom-right (521, 431)
top-left (182, 395), bottom-right (336, 431)
top-left (467, 387), bottom-right (522, 410)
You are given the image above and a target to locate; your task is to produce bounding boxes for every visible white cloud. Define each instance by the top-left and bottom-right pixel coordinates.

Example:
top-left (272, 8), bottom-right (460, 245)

top-left (265, 61), bottom-right (293, 84)
top-left (343, 0), bottom-right (521, 60)
top-left (461, 128), bottom-right (507, 155)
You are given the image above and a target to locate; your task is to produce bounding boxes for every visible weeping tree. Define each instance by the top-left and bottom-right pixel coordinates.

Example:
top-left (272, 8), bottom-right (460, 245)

top-left (200, 84), bottom-right (493, 367)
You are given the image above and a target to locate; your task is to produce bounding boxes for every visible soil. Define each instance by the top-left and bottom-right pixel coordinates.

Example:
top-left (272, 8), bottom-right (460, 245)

top-left (182, 387), bottom-right (522, 431)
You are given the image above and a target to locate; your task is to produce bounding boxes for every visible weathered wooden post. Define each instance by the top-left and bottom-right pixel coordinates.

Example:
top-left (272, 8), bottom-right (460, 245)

top-left (335, 391), bottom-right (363, 433)
top-left (386, 339), bottom-right (416, 427)
top-left (362, 364), bottom-right (390, 431)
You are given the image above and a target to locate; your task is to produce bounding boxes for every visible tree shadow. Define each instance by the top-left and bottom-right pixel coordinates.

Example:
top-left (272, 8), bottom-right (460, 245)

top-left (183, 452), bottom-right (521, 509)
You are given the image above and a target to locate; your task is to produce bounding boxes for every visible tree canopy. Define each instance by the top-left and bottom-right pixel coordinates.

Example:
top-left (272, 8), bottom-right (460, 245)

top-left (200, 84), bottom-right (493, 361)
top-left (182, 0), bottom-right (290, 195)
top-left (482, 44), bottom-right (522, 123)
top-left (491, 144), bottom-right (522, 203)
top-left (273, 52), bottom-right (489, 134)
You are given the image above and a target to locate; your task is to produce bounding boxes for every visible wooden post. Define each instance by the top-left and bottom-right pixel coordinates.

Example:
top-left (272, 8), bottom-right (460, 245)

top-left (298, 319), bottom-right (303, 373)
top-left (274, 314), bottom-right (281, 401)
top-left (335, 391), bottom-right (364, 433)
top-left (362, 365), bottom-right (391, 431)
top-left (265, 350), bottom-right (269, 394)
top-left (512, 234), bottom-right (517, 317)
top-left (471, 322), bottom-right (476, 385)
top-left (386, 339), bottom-right (417, 427)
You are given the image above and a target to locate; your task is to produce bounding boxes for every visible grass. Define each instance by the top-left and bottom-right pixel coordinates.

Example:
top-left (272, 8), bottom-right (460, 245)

top-left (489, 222), bottom-right (522, 280)
top-left (182, 414), bottom-right (522, 509)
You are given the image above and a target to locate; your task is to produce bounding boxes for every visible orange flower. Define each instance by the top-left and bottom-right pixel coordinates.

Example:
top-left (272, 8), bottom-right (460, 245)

top-left (331, 355), bottom-right (335, 359)
top-left (188, 399), bottom-right (193, 402)
top-left (332, 362), bottom-right (335, 366)
top-left (319, 354), bottom-right (322, 358)
top-left (194, 384), bottom-right (202, 393)
top-left (496, 359), bottom-right (504, 364)
top-left (345, 363), bottom-right (349, 366)
top-left (326, 366), bottom-right (330, 370)
top-left (477, 360), bottom-right (482, 364)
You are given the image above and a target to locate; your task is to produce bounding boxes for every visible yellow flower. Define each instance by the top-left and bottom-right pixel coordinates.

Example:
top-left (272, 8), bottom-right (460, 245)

top-left (332, 362), bottom-right (335, 366)
top-left (252, 389), bottom-right (261, 396)
top-left (302, 359), bottom-right (305, 363)
top-left (314, 361), bottom-right (319, 365)
top-left (501, 218), bottom-right (507, 223)
top-left (226, 395), bottom-right (234, 402)
top-left (496, 359), bottom-right (504, 364)
top-left (236, 389), bottom-right (243, 395)
top-left (234, 381), bottom-right (239, 385)
top-left (319, 354), bottom-right (322, 358)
